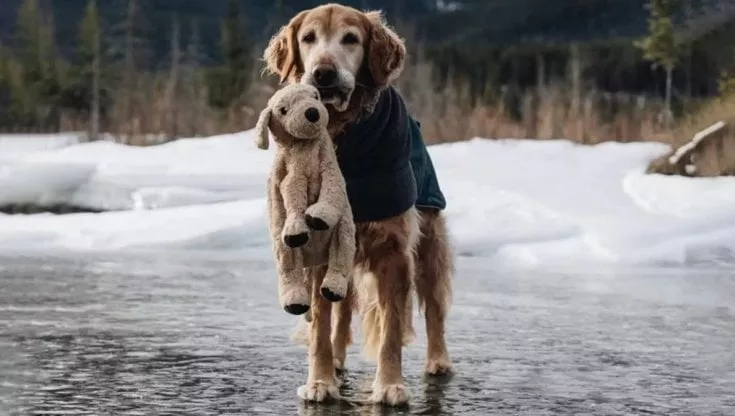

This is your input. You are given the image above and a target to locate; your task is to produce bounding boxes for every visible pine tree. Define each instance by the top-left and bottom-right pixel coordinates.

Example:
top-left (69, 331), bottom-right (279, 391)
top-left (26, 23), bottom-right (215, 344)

top-left (75, 0), bottom-right (103, 139)
top-left (166, 13), bottom-right (182, 140)
top-left (0, 45), bottom-right (11, 128)
top-left (183, 18), bottom-right (207, 136)
top-left (635, 0), bottom-right (680, 127)
top-left (12, 0), bottom-right (63, 129)
top-left (210, 0), bottom-right (251, 109)
top-left (14, 0), bottom-right (43, 118)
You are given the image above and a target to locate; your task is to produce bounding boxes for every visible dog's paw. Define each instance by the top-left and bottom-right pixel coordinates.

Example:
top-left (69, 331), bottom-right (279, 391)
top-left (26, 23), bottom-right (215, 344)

top-left (369, 383), bottom-right (410, 407)
top-left (297, 380), bottom-right (341, 403)
top-left (424, 356), bottom-right (453, 377)
top-left (320, 270), bottom-right (348, 302)
top-left (305, 202), bottom-right (340, 230)
top-left (283, 215), bottom-right (309, 248)
top-left (334, 357), bottom-right (346, 374)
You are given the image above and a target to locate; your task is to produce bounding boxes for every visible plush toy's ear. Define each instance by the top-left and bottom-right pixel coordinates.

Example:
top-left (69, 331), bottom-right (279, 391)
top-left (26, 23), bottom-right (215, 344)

top-left (255, 107), bottom-right (272, 150)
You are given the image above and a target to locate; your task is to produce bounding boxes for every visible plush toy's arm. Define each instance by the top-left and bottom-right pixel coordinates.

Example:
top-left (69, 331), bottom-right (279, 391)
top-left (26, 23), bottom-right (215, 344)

top-left (303, 138), bottom-right (349, 230)
top-left (281, 168), bottom-right (309, 216)
top-left (318, 138), bottom-right (349, 208)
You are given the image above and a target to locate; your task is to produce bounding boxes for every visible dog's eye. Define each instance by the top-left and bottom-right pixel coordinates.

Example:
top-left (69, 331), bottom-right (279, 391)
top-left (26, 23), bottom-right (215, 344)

top-left (313, 92), bottom-right (320, 100)
top-left (341, 33), bottom-right (359, 45)
top-left (279, 107), bottom-right (287, 115)
top-left (301, 31), bottom-right (315, 43)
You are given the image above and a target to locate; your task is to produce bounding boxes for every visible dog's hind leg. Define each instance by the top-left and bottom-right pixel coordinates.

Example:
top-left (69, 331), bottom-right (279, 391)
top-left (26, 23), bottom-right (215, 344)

top-left (414, 208), bottom-right (454, 376)
top-left (297, 265), bottom-right (341, 403)
top-left (358, 210), bottom-right (417, 407)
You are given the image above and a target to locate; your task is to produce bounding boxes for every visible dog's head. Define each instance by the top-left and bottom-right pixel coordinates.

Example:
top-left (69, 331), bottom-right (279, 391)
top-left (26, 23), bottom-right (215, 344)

top-left (255, 84), bottom-right (328, 150)
top-left (263, 4), bottom-right (406, 113)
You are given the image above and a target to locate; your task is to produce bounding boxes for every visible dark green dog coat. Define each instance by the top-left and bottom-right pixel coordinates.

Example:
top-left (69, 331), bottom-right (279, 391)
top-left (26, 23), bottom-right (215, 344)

top-left (334, 86), bottom-right (447, 223)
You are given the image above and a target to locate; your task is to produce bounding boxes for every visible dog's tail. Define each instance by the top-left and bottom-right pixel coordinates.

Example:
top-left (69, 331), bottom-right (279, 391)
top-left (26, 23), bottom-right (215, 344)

top-left (356, 269), bottom-right (416, 361)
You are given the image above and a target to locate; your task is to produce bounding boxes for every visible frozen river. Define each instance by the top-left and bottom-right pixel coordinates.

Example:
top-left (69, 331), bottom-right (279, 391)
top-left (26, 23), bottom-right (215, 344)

top-left (1, 253), bottom-right (733, 415)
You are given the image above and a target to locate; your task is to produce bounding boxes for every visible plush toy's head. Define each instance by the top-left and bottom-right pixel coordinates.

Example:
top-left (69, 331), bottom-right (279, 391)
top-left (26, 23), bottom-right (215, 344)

top-left (255, 84), bottom-right (329, 150)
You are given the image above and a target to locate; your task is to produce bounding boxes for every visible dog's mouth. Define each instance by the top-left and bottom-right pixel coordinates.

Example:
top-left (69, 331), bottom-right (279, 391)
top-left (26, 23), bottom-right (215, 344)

top-left (316, 86), bottom-right (352, 112)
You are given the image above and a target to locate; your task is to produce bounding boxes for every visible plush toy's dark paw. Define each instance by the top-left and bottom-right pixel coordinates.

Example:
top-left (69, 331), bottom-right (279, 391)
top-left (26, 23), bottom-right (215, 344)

top-left (284, 303), bottom-right (310, 315)
top-left (320, 287), bottom-right (344, 302)
top-left (284, 232), bottom-right (309, 248)
top-left (305, 214), bottom-right (330, 231)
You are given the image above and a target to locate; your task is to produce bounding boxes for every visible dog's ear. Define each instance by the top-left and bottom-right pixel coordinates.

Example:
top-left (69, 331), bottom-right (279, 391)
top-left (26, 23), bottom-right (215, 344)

top-left (263, 12), bottom-right (306, 84)
top-left (255, 107), bottom-right (272, 150)
top-left (365, 10), bottom-right (406, 87)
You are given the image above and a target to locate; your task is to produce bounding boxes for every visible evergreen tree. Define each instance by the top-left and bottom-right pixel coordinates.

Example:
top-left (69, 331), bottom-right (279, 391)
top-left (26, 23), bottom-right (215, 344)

top-left (12, 0), bottom-right (62, 128)
top-left (635, 0), bottom-right (680, 126)
top-left (209, 0), bottom-right (251, 109)
top-left (0, 45), bottom-right (11, 127)
top-left (14, 0), bottom-right (43, 118)
top-left (75, 0), bottom-right (103, 139)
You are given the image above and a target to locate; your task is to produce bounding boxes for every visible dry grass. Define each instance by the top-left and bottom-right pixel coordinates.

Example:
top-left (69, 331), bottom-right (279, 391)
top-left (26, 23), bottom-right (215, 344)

top-left (646, 93), bottom-right (735, 177)
top-left (394, 51), bottom-right (669, 146)
top-left (3, 52), bottom-right (735, 177)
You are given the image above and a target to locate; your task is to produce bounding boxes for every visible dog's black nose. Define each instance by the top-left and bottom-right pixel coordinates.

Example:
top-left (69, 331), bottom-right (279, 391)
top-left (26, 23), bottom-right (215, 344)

top-left (313, 65), bottom-right (337, 87)
top-left (304, 107), bottom-right (320, 123)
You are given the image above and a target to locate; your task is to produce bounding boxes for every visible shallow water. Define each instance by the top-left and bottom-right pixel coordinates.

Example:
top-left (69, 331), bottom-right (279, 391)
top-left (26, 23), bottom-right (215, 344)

top-left (1, 253), bottom-right (733, 415)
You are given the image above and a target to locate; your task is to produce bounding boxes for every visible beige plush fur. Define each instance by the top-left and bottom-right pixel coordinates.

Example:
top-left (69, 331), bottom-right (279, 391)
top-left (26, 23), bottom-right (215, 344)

top-left (256, 83), bottom-right (356, 316)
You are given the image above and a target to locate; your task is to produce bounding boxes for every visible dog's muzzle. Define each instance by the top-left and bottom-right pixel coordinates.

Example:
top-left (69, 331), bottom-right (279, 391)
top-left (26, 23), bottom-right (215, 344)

top-left (312, 65), bottom-right (338, 88)
top-left (305, 64), bottom-right (352, 108)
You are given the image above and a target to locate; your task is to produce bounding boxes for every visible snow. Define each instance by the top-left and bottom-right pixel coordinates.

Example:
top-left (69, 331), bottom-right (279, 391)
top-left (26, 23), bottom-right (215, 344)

top-left (0, 131), bottom-right (734, 269)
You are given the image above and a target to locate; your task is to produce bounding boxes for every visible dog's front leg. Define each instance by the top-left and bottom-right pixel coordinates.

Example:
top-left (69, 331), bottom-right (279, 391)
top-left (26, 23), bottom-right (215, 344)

top-left (297, 265), bottom-right (341, 403)
top-left (330, 281), bottom-right (354, 373)
top-left (281, 171), bottom-right (310, 248)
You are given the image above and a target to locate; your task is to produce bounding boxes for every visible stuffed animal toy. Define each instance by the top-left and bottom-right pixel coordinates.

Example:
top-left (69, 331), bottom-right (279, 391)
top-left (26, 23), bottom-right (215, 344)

top-left (255, 83), bottom-right (355, 316)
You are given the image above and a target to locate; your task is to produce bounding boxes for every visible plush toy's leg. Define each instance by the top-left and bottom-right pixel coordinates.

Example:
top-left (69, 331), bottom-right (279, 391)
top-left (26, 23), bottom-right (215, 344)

top-left (276, 244), bottom-right (311, 315)
top-left (321, 217), bottom-right (355, 303)
top-left (281, 172), bottom-right (310, 248)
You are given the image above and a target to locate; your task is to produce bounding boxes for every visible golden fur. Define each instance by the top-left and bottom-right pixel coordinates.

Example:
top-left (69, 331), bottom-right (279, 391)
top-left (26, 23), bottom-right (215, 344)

top-left (256, 83), bottom-right (356, 315)
top-left (263, 3), bottom-right (454, 407)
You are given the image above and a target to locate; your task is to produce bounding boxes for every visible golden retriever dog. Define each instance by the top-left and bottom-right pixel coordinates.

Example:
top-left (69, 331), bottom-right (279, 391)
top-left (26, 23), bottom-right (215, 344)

top-left (262, 2), bottom-right (454, 407)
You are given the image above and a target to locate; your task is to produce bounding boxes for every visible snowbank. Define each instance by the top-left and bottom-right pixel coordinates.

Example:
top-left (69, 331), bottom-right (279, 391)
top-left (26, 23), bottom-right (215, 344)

top-left (1, 131), bottom-right (734, 268)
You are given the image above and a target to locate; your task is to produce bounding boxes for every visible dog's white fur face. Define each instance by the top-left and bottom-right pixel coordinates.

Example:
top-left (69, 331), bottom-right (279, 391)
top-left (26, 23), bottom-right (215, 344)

top-left (297, 20), bottom-right (365, 112)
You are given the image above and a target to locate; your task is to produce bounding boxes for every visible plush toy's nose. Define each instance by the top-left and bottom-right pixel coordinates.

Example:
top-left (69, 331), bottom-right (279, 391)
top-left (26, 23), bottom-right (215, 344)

top-left (304, 107), bottom-right (320, 123)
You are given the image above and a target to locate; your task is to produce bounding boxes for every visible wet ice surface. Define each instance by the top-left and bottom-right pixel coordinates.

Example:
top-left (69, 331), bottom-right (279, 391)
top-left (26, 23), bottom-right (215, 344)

top-left (1, 254), bottom-right (734, 416)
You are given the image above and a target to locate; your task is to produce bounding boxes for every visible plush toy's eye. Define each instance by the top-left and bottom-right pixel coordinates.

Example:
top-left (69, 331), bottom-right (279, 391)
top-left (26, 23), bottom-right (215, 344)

top-left (313, 91), bottom-right (320, 100)
top-left (279, 107), bottom-right (287, 115)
